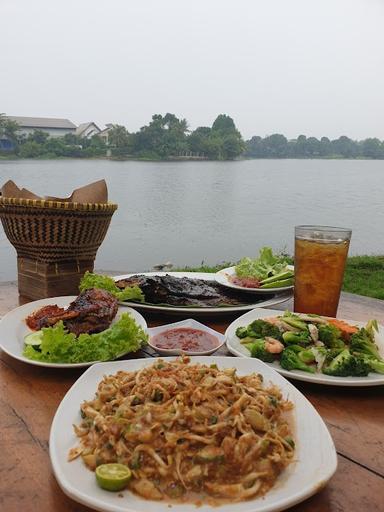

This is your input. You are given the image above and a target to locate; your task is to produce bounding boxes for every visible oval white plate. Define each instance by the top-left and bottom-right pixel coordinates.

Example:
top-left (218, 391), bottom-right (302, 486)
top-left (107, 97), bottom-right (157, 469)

top-left (215, 266), bottom-right (294, 294)
top-left (0, 296), bottom-right (147, 368)
top-left (50, 356), bottom-right (337, 512)
top-left (225, 307), bottom-right (384, 387)
top-left (147, 318), bottom-right (225, 355)
top-left (114, 272), bottom-right (292, 315)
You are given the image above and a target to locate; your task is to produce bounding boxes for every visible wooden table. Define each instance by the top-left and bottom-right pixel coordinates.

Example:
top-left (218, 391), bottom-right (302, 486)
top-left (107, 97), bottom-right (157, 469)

top-left (1, 286), bottom-right (383, 512)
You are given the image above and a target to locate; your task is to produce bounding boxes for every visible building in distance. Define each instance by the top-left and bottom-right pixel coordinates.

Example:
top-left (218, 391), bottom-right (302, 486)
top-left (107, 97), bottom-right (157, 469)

top-left (75, 122), bottom-right (101, 139)
top-left (97, 123), bottom-right (114, 145)
top-left (7, 116), bottom-right (76, 138)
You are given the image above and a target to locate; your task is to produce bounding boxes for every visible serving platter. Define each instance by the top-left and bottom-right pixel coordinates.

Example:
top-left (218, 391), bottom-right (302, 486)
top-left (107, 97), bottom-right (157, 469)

top-left (0, 296), bottom-right (147, 368)
top-left (114, 272), bottom-right (292, 316)
top-left (225, 308), bottom-right (384, 387)
top-left (50, 356), bottom-right (337, 512)
top-left (215, 265), bottom-right (294, 294)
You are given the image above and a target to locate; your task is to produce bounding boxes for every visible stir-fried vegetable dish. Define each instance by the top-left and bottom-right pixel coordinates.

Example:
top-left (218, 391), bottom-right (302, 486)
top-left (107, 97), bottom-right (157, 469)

top-left (236, 313), bottom-right (384, 377)
top-left (69, 357), bottom-right (295, 503)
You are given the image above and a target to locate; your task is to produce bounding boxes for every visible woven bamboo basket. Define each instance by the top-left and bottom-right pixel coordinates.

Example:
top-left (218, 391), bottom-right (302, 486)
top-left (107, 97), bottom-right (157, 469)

top-left (0, 197), bottom-right (118, 300)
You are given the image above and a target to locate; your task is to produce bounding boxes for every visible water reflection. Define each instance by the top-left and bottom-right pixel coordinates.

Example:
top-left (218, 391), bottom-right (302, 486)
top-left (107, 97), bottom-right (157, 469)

top-left (1, 158), bottom-right (383, 280)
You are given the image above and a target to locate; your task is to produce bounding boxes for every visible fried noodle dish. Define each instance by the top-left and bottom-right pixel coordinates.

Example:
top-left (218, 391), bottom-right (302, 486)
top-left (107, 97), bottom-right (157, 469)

top-left (69, 357), bottom-right (295, 503)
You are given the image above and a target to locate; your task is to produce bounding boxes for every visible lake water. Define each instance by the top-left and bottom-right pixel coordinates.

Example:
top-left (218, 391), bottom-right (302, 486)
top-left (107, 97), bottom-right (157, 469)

top-left (1, 158), bottom-right (383, 282)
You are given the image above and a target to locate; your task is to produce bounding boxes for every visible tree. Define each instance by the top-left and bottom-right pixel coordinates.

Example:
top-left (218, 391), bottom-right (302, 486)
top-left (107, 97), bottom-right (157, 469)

top-left (27, 130), bottom-right (49, 144)
top-left (108, 124), bottom-right (130, 148)
top-left (19, 141), bottom-right (44, 158)
top-left (212, 114), bottom-right (237, 133)
top-left (319, 136), bottom-right (332, 157)
top-left (306, 137), bottom-right (320, 157)
top-left (63, 133), bottom-right (83, 146)
top-left (0, 113), bottom-right (20, 147)
top-left (332, 136), bottom-right (358, 158)
top-left (244, 136), bottom-right (264, 157)
top-left (188, 126), bottom-right (212, 154)
top-left (361, 138), bottom-right (383, 159)
top-left (294, 135), bottom-right (308, 157)
top-left (43, 138), bottom-right (67, 156)
top-left (211, 114), bottom-right (244, 159)
top-left (222, 134), bottom-right (244, 159)
top-left (202, 135), bottom-right (224, 159)
top-left (133, 113), bottom-right (189, 157)
top-left (262, 134), bottom-right (288, 158)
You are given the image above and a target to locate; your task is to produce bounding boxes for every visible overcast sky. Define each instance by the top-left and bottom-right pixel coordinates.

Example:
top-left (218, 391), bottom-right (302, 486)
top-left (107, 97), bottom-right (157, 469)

top-left (1, 0), bottom-right (384, 140)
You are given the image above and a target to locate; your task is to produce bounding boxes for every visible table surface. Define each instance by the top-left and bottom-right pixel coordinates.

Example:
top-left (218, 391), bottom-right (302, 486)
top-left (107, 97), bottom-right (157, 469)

top-left (1, 284), bottom-right (384, 512)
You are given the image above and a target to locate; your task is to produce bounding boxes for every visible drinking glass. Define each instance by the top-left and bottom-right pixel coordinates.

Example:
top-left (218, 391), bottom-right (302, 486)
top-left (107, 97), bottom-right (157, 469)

top-left (294, 225), bottom-right (351, 317)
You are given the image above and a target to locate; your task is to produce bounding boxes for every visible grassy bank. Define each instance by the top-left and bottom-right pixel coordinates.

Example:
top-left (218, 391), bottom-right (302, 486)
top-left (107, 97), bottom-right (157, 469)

top-left (176, 255), bottom-right (384, 300)
top-left (343, 256), bottom-right (384, 299)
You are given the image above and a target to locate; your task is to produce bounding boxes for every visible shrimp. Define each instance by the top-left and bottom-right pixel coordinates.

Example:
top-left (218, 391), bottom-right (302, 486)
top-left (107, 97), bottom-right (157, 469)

top-left (264, 337), bottom-right (284, 354)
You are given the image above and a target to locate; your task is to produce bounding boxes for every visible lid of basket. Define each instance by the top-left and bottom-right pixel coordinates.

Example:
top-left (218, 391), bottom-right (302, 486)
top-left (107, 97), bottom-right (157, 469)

top-left (1, 179), bottom-right (108, 203)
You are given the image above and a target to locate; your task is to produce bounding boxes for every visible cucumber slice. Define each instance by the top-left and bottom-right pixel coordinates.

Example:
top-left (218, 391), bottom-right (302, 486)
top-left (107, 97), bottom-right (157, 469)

top-left (24, 331), bottom-right (43, 346)
top-left (260, 270), bottom-right (294, 285)
top-left (259, 278), bottom-right (294, 289)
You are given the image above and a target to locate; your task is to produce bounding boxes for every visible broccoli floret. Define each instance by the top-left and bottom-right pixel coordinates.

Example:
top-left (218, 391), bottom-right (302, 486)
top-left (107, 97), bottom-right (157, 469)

top-left (322, 349), bottom-right (370, 377)
top-left (353, 356), bottom-right (373, 376)
top-left (282, 331), bottom-right (311, 346)
top-left (280, 348), bottom-right (315, 373)
top-left (324, 348), bottom-right (345, 362)
top-left (366, 358), bottom-right (384, 374)
top-left (322, 349), bottom-right (353, 376)
top-left (236, 320), bottom-right (282, 341)
top-left (247, 319), bottom-right (283, 341)
top-left (298, 349), bottom-right (316, 364)
top-left (240, 336), bottom-right (261, 346)
top-left (318, 324), bottom-right (345, 348)
top-left (244, 340), bottom-right (275, 363)
top-left (358, 353), bottom-right (384, 375)
top-left (281, 312), bottom-right (308, 331)
top-left (279, 342), bottom-right (315, 363)
top-left (365, 319), bottom-right (379, 340)
top-left (350, 328), bottom-right (381, 359)
top-left (282, 344), bottom-right (303, 353)
top-left (236, 326), bottom-right (249, 339)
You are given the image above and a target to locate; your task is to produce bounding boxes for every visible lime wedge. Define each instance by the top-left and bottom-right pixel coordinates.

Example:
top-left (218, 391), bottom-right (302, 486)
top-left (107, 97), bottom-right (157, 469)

top-left (95, 463), bottom-right (131, 492)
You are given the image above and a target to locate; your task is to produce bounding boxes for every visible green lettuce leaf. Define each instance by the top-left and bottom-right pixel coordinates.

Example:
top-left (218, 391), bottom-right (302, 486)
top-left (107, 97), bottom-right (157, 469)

top-left (23, 313), bottom-right (147, 364)
top-left (79, 271), bottom-right (144, 302)
top-left (235, 247), bottom-right (290, 280)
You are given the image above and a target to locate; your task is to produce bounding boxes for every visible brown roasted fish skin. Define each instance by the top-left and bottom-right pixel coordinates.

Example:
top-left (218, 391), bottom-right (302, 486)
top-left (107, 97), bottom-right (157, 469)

top-left (27, 288), bottom-right (119, 336)
top-left (115, 274), bottom-right (264, 307)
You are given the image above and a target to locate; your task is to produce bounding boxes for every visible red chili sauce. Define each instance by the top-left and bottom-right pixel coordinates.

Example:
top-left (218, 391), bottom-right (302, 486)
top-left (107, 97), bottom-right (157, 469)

top-left (151, 327), bottom-right (220, 352)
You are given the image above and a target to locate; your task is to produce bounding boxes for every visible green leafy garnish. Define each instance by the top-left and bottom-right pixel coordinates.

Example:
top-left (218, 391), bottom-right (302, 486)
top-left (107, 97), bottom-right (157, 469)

top-left (235, 247), bottom-right (292, 282)
top-left (79, 271), bottom-right (144, 302)
top-left (23, 313), bottom-right (147, 363)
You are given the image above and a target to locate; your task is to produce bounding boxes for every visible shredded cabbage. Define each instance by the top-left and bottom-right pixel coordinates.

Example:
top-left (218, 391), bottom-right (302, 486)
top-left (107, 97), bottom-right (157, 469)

top-left (23, 313), bottom-right (147, 363)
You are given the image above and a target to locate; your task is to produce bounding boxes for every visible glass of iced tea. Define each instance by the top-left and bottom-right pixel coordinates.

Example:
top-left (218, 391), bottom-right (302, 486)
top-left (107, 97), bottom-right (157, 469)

top-left (294, 225), bottom-right (351, 317)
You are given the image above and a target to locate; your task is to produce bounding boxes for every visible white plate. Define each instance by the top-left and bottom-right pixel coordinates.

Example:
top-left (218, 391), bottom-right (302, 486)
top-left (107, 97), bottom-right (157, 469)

top-left (50, 356), bottom-right (337, 512)
top-left (147, 318), bottom-right (225, 355)
top-left (114, 272), bottom-right (292, 316)
top-left (225, 308), bottom-right (384, 387)
top-left (0, 296), bottom-right (147, 368)
top-left (215, 266), bottom-right (294, 294)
